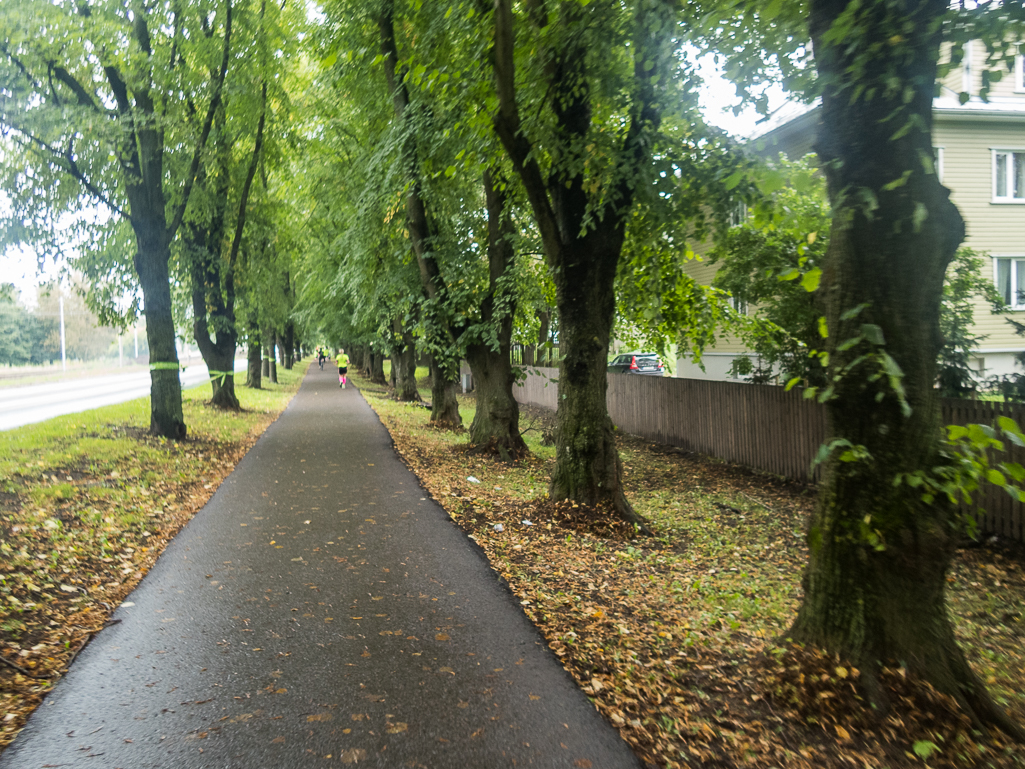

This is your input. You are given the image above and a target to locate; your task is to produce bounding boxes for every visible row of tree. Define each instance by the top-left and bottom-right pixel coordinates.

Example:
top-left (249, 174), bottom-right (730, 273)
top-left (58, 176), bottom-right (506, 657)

top-left (0, 0), bottom-right (307, 429)
top-left (3, 0), bottom-right (1024, 741)
top-left (287, 0), bottom-right (1025, 739)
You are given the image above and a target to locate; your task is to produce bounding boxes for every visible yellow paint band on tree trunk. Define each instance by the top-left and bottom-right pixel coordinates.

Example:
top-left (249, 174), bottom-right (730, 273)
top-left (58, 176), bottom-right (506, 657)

top-left (149, 362), bottom-right (182, 371)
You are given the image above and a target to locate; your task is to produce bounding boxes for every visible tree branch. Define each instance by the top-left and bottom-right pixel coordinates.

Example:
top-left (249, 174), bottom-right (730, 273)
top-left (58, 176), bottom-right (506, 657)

top-left (49, 63), bottom-right (110, 114)
top-left (166, 0), bottom-right (233, 244)
top-left (606, 0), bottom-right (674, 224)
top-left (490, 0), bottom-right (560, 263)
top-left (228, 82), bottom-right (267, 270)
top-left (12, 129), bottom-right (131, 220)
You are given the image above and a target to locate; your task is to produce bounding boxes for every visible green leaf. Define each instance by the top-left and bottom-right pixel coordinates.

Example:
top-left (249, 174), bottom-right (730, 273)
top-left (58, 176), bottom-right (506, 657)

top-left (987, 469), bottom-right (1007, 486)
top-left (912, 202), bottom-right (928, 232)
top-left (881, 170), bottom-right (912, 191)
top-left (840, 304), bottom-right (868, 321)
top-left (818, 316), bottom-right (828, 339)
top-left (724, 170), bottom-right (744, 191)
top-left (779, 268), bottom-right (803, 285)
top-left (778, 268), bottom-right (800, 281)
top-left (800, 267), bottom-right (821, 293)
top-left (861, 323), bottom-right (885, 346)
top-left (912, 740), bottom-right (940, 760)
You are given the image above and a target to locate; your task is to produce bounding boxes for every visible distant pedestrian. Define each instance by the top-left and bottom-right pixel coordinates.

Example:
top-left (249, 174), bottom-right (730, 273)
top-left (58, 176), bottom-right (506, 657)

top-left (317, 346), bottom-right (326, 370)
top-left (337, 348), bottom-right (350, 388)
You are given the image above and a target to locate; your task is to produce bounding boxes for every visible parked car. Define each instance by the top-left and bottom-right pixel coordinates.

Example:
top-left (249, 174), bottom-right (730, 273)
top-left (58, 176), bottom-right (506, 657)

top-left (608, 352), bottom-right (665, 376)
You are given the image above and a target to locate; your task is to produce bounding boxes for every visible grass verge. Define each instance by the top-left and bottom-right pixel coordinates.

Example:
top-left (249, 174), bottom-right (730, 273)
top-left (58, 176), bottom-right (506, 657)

top-left (355, 371), bottom-right (1025, 769)
top-left (0, 364), bottom-right (305, 749)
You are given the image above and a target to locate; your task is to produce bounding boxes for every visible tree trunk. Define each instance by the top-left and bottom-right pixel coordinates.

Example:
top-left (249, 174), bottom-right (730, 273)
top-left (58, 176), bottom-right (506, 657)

top-left (790, 0), bottom-right (1024, 740)
top-left (371, 351), bottom-right (387, 385)
top-left (490, 0), bottom-right (671, 526)
top-left (548, 237), bottom-right (628, 511)
top-left (466, 342), bottom-right (526, 459)
top-left (246, 325), bottom-right (262, 389)
top-left (186, 182), bottom-right (239, 409)
top-left (378, 3), bottom-right (464, 424)
top-left (391, 319), bottom-right (420, 402)
top-left (466, 169), bottom-right (527, 459)
top-left (133, 225), bottom-right (186, 439)
top-left (264, 331), bottom-right (277, 384)
top-left (428, 356), bottom-right (461, 429)
top-left (282, 322), bottom-right (295, 370)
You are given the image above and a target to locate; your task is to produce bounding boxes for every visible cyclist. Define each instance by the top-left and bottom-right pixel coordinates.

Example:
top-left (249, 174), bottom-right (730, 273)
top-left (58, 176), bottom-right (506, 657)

top-left (336, 348), bottom-right (350, 388)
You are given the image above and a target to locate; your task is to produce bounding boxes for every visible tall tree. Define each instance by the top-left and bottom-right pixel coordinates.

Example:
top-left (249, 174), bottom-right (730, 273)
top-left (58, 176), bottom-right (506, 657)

top-left (464, 169), bottom-right (528, 459)
top-left (0, 0), bottom-right (232, 437)
top-left (702, 0), bottom-right (1025, 737)
top-left (376, 0), bottom-right (464, 428)
top-left (181, 0), bottom-right (270, 409)
top-left (490, 0), bottom-right (679, 523)
top-left (791, 0), bottom-right (1021, 736)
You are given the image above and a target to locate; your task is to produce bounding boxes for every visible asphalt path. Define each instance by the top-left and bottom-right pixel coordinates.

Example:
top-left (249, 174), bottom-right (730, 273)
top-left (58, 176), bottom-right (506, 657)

top-left (0, 363), bottom-right (642, 769)
top-left (0, 360), bottom-right (247, 431)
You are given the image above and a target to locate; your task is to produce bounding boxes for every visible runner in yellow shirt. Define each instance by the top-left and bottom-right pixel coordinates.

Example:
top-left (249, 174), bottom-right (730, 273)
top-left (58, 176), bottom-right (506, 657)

top-left (336, 348), bottom-right (350, 388)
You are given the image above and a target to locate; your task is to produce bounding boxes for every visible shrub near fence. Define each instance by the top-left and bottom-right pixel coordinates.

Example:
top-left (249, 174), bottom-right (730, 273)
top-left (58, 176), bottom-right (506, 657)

top-left (513, 367), bottom-right (1025, 542)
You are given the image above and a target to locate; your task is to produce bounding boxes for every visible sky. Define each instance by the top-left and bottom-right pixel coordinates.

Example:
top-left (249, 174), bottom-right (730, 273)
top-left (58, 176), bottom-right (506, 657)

top-left (0, 60), bottom-right (788, 307)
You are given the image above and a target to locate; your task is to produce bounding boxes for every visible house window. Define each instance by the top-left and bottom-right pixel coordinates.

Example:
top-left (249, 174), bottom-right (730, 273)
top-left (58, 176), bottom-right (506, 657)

top-left (934, 147), bottom-right (944, 183)
top-left (993, 150), bottom-right (1025, 202)
top-left (728, 202), bottom-right (748, 228)
top-left (995, 257), bottom-right (1025, 308)
top-left (1016, 48), bottom-right (1025, 93)
top-left (729, 295), bottom-right (748, 315)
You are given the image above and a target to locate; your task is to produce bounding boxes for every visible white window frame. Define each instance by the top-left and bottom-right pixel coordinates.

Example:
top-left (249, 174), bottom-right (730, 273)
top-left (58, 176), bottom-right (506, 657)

top-left (934, 146), bottom-right (944, 183)
top-left (1016, 50), bottom-right (1025, 93)
top-left (992, 149), bottom-right (1025, 203)
top-left (963, 40), bottom-right (973, 95)
top-left (993, 256), bottom-right (1025, 310)
top-left (728, 202), bottom-right (748, 228)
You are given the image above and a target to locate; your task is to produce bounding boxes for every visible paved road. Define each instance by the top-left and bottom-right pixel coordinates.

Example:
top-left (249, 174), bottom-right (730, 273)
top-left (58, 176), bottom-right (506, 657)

top-left (0, 360), bottom-right (246, 431)
top-left (0, 363), bottom-right (641, 769)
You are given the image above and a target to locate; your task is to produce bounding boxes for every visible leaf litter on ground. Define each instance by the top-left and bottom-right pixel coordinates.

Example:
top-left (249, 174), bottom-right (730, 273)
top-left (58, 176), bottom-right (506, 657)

top-left (356, 372), bottom-right (1025, 769)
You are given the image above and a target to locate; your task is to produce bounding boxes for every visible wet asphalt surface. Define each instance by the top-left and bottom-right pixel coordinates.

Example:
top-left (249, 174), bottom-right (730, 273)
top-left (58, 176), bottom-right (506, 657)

top-left (0, 363), bottom-right (642, 769)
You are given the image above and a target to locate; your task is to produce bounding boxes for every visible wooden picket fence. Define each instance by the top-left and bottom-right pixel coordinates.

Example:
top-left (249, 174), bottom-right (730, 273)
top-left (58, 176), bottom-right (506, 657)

top-left (513, 367), bottom-right (1025, 542)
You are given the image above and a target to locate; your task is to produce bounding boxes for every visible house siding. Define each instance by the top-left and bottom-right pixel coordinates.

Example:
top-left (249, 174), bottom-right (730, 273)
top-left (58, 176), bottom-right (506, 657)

top-left (679, 65), bottom-right (1024, 381)
top-left (940, 40), bottom-right (1024, 100)
top-left (935, 118), bottom-right (1025, 352)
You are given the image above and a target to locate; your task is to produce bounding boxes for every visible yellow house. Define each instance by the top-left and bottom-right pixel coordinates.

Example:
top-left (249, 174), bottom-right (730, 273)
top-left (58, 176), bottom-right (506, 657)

top-left (679, 42), bottom-right (1025, 382)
